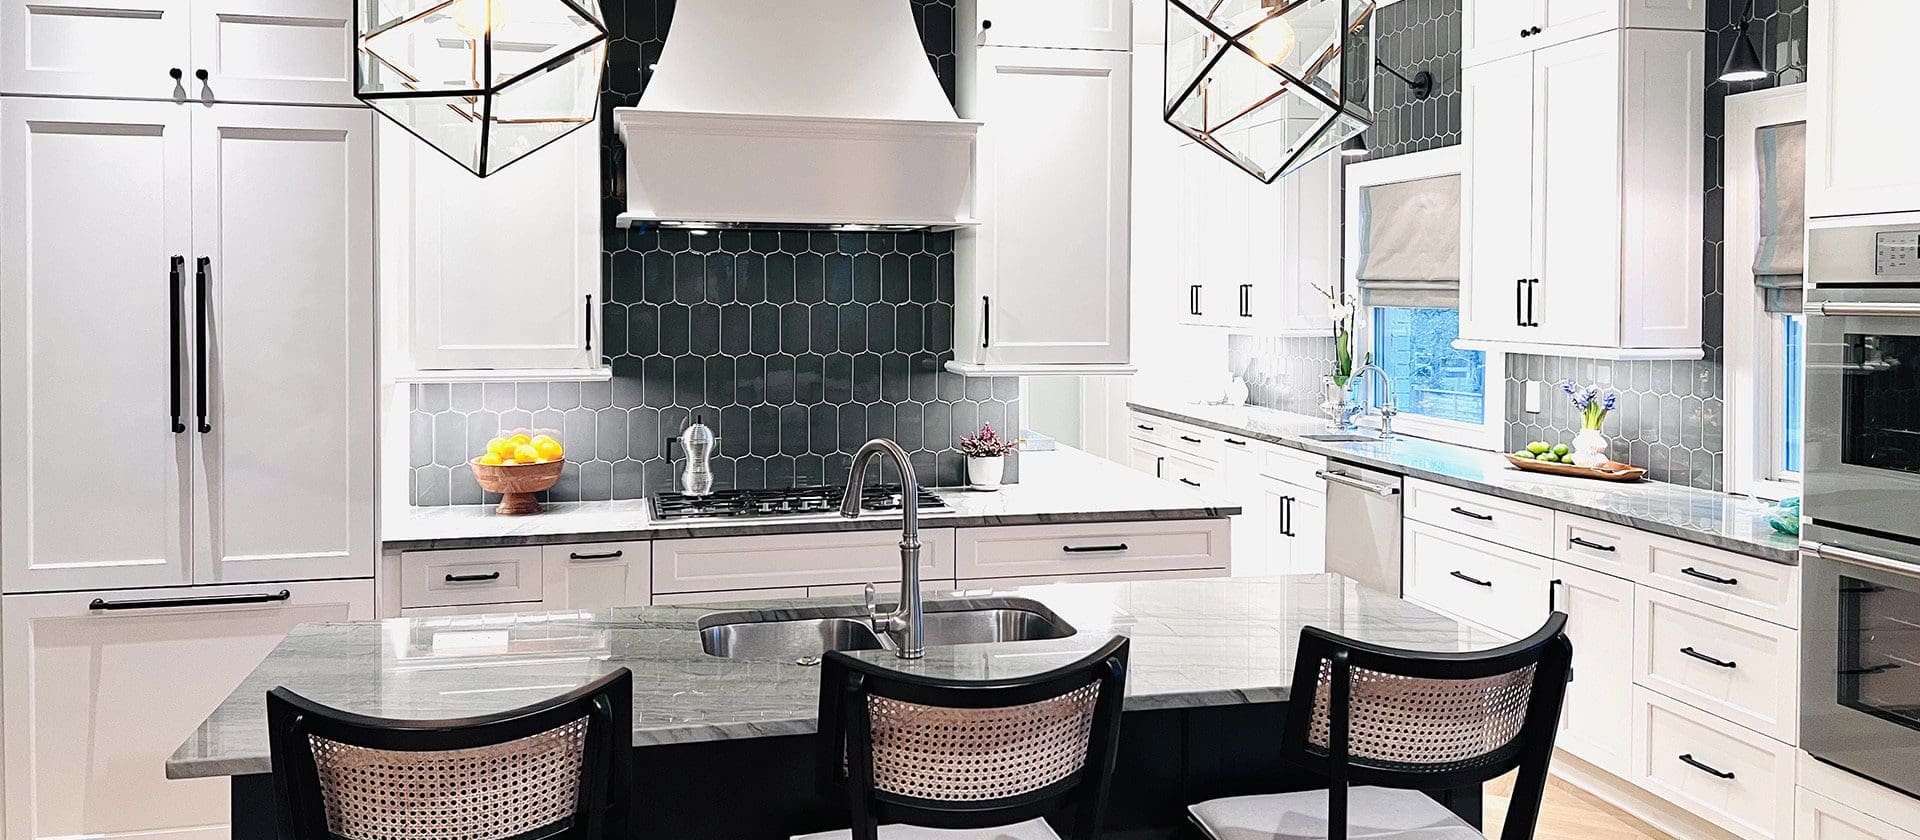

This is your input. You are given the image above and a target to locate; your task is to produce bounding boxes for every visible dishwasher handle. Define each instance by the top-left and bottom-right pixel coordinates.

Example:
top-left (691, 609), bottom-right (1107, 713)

top-left (1316, 469), bottom-right (1400, 496)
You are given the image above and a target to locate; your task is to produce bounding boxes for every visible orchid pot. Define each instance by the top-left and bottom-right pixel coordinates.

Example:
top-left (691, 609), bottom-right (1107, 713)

top-left (1314, 283), bottom-right (1362, 429)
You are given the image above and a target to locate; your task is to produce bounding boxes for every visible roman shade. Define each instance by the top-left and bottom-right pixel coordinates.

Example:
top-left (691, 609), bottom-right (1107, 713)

top-left (1354, 174), bottom-right (1462, 309)
top-left (1755, 122), bottom-right (1806, 314)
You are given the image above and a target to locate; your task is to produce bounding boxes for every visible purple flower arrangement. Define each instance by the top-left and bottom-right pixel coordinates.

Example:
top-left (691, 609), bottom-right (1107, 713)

top-left (1557, 380), bottom-right (1620, 431)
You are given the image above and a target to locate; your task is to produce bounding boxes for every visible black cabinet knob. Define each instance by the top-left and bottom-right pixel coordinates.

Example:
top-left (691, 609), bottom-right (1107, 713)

top-left (1520, 27), bottom-right (1529, 36)
top-left (1530, 25), bottom-right (1543, 34)
top-left (170, 68), bottom-right (183, 80)
top-left (195, 69), bottom-right (208, 81)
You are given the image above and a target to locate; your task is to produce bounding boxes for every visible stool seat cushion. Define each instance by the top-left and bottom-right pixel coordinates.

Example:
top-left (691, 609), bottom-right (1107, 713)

top-left (1187, 786), bottom-right (1485, 840)
top-left (791, 817), bottom-right (1062, 840)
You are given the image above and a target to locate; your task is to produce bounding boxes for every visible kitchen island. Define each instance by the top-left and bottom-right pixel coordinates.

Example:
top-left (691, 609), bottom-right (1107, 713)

top-left (168, 574), bottom-right (1502, 839)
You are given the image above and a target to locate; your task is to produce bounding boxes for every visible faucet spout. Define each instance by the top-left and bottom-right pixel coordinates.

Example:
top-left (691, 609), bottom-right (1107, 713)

top-left (1351, 363), bottom-right (1399, 439)
top-left (843, 439), bottom-right (924, 659)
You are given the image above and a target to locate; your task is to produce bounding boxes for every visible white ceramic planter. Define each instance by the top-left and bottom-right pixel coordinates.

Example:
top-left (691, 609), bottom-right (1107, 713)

top-left (967, 456), bottom-right (1005, 491)
top-left (1571, 428), bottom-right (1610, 468)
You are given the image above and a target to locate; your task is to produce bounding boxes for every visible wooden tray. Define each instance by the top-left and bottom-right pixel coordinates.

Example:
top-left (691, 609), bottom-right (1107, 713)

top-left (1504, 454), bottom-right (1648, 482)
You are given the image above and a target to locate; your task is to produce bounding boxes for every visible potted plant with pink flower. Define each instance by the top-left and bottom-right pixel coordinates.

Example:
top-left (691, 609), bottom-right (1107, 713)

top-left (958, 422), bottom-right (1018, 491)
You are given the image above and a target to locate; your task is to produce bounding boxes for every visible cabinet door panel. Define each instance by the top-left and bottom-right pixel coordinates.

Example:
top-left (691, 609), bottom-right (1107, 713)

top-left (1531, 33), bottom-right (1622, 348)
top-left (1460, 52), bottom-right (1534, 345)
top-left (190, 0), bottom-right (355, 106)
top-left (970, 0), bottom-right (1129, 50)
top-left (542, 542), bottom-right (650, 611)
top-left (0, 0), bottom-right (190, 99)
top-left (1283, 490), bottom-right (1327, 575)
top-left (1, 580), bottom-right (373, 840)
top-left (1463, 0), bottom-right (1536, 67)
top-left (1808, 0), bottom-right (1920, 217)
top-left (395, 125), bottom-right (600, 372)
top-left (1552, 561), bottom-right (1633, 776)
top-left (971, 46), bottom-right (1130, 363)
top-left (193, 105), bottom-right (373, 584)
top-left (1, 98), bottom-right (195, 593)
top-left (1275, 153), bottom-right (1337, 334)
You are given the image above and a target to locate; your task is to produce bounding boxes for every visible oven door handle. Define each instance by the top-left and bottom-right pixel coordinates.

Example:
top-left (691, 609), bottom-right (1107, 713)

top-left (1809, 541), bottom-right (1919, 576)
top-left (1815, 301), bottom-right (1920, 318)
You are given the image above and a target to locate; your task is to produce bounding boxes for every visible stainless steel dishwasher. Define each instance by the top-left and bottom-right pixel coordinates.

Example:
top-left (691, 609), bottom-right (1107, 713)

top-left (1316, 461), bottom-right (1403, 595)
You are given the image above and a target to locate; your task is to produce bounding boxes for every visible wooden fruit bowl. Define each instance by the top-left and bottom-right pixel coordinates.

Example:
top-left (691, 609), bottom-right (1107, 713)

top-left (1505, 454), bottom-right (1648, 483)
top-left (470, 458), bottom-right (564, 515)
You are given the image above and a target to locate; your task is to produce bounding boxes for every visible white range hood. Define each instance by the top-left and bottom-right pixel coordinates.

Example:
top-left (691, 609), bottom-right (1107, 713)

top-left (613, 0), bottom-right (981, 231)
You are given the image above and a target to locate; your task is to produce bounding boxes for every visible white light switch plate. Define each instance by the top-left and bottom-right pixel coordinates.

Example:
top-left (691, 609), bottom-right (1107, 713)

top-left (1524, 380), bottom-right (1542, 414)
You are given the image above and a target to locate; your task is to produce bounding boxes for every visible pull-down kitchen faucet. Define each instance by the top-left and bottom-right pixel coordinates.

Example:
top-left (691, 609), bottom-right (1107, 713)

top-left (843, 438), bottom-right (924, 659)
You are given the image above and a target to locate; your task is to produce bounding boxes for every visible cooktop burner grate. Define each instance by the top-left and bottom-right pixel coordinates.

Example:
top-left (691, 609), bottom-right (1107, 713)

top-left (649, 484), bottom-right (946, 521)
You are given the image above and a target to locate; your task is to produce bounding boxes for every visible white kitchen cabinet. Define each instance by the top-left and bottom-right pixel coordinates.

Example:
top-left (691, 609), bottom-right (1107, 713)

top-left (1222, 439), bottom-right (1265, 575)
top-left (0, 0), bottom-right (354, 105)
top-left (653, 529), bottom-right (959, 596)
top-left (399, 547), bottom-right (546, 611)
top-left (385, 125), bottom-right (605, 380)
top-left (1798, 790), bottom-right (1920, 840)
top-left (1551, 560), bottom-right (1634, 777)
top-left (1262, 478), bottom-right (1327, 577)
top-left (1634, 586), bottom-right (1798, 744)
top-left (951, 44), bottom-right (1132, 374)
top-left (1464, 0), bottom-right (1704, 68)
top-left (192, 104), bottom-right (374, 584)
top-left (1402, 519), bottom-right (1553, 639)
top-left (1175, 143), bottom-right (1336, 335)
top-left (955, 520), bottom-right (1229, 581)
top-left (1458, 29), bottom-right (1704, 360)
top-left (0, 98), bottom-right (375, 593)
top-left (1, 579), bottom-right (374, 840)
top-left (542, 542), bottom-right (650, 611)
top-left (1798, 755), bottom-right (1920, 840)
top-left (960, 0), bottom-right (1130, 51)
top-left (1807, 0), bottom-right (1920, 218)
top-left (1630, 687), bottom-right (1796, 840)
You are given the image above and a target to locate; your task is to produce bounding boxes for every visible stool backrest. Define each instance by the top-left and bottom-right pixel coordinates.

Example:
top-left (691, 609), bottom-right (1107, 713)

top-left (818, 637), bottom-right (1129, 840)
top-left (267, 668), bottom-right (633, 840)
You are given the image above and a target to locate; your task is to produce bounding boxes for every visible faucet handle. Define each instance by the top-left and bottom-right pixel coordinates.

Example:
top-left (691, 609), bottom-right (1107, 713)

top-left (864, 582), bottom-right (879, 624)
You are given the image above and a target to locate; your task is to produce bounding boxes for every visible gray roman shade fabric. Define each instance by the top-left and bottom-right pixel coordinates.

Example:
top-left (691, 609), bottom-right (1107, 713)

top-left (1355, 174), bottom-right (1463, 309)
top-left (1755, 122), bottom-right (1806, 314)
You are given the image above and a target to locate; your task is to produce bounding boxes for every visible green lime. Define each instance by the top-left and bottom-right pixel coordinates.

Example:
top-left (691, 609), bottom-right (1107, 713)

top-left (1526, 441), bottom-right (1550, 455)
top-left (1538, 453), bottom-right (1560, 463)
top-left (1552, 443), bottom-right (1572, 457)
top-left (1512, 450), bottom-right (1536, 460)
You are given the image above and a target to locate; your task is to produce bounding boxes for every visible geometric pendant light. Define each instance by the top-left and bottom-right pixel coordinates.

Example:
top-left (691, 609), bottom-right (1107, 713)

top-left (356, 0), bottom-right (609, 177)
top-left (1165, 0), bottom-right (1376, 183)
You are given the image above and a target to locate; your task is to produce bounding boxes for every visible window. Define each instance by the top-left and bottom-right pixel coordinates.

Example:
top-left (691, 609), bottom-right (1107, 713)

top-left (1371, 306), bottom-right (1486, 424)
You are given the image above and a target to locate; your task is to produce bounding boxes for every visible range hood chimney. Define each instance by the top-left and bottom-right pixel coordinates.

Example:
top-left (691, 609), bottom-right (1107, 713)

top-left (613, 0), bottom-right (981, 231)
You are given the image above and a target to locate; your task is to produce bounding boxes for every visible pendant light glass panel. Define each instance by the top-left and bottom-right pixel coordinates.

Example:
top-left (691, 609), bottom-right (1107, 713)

top-left (1165, 0), bottom-right (1374, 183)
top-left (357, 0), bottom-right (608, 176)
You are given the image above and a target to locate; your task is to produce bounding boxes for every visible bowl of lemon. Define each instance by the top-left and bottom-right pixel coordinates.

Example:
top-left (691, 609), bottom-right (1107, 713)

top-left (471, 431), bottom-right (565, 515)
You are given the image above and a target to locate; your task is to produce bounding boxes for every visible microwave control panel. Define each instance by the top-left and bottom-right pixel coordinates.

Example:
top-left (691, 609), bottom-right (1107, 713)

top-left (1875, 231), bottom-right (1920, 275)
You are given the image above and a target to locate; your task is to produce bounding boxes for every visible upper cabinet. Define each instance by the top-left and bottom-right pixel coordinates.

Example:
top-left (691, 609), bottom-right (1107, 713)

top-left (1458, 28), bottom-right (1704, 360)
top-left (950, 3), bottom-right (1134, 375)
top-left (1174, 145), bottom-right (1337, 336)
top-left (1465, 0), bottom-right (1705, 68)
top-left (1808, 0), bottom-right (1920, 218)
top-left (0, 0), bottom-right (357, 105)
top-left (379, 125), bottom-right (607, 381)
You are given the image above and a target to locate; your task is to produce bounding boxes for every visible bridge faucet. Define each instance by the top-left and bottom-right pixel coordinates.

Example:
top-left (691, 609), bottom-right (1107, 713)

top-left (843, 439), bottom-right (924, 659)
top-left (1349, 363), bottom-right (1399, 439)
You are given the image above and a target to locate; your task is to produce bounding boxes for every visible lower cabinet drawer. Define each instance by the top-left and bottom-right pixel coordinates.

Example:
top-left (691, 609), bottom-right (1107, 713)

top-left (1401, 520), bottom-right (1552, 639)
top-left (1634, 587), bottom-right (1798, 744)
top-left (651, 587), bottom-right (810, 606)
top-left (1641, 538), bottom-right (1800, 628)
top-left (1630, 687), bottom-right (1795, 840)
top-left (1159, 451), bottom-right (1218, 494)
top-left (955, 520), bottom-right (1229, 581)
top-left (1404, 478), bottom-right (1556, 557)
top-left (399, 547), bottom-right (544, 609)
top-left (652, 529), bottom-right (957, 594)
top-left (1799, 789), bottom-right (1920, 840)
top-left (1129, 412), bottom-right (1172, 446)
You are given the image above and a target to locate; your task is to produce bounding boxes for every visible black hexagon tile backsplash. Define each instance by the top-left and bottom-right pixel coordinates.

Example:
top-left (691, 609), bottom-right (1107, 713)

top-left (410, 0), bottom-right (1018, 506)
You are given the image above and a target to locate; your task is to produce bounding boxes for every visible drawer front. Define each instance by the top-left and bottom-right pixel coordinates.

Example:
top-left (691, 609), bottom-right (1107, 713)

top-left (1641, 538), bottom-right (1799, 627)
top-left (1257, 442), bottom-right (1326, 490)
top-left (652, 529), bottom-right (956, 594)
top-left (1553, 512), bottom-right (1645, 578)
top-left (1404, 479), bottom-right (1555, 555)
top-left (1402, 520), bottom-right (1552, 639)
top-left (651, 587), bottom-right (809, 606)
top-left (400, 547), bottom-right (544, 609)
top-left (956, 520), bottom-right (1229, 581)
top-left (1161, 421), bottom-right (1223, 463)
top-left (1631, 688), bottom-right (1795, 840)
top-left (1799, 752), bottom-right (1920, 835)
top-left (541, 541), bottom-right (649, 611)
top-left (1160, 451), bottom-right (1220, 495)
top-left (1634, 587), bottom-right (1798, 744)
top-left (1128, 412), bottom-right (1172, 446)
top-left (1798, 789), bottom-right (1920, 840)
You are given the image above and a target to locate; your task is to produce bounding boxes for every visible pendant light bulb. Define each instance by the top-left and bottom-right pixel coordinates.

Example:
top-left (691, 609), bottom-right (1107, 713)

top-left (453, 0), bottom-right (507, 38)
top-left (1233, 7), bottom-right (1298, 66)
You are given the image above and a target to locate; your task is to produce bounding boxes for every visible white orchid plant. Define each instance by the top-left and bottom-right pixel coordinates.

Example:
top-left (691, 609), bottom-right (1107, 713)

top-left (1312, 283), bottom-right (1362, 387)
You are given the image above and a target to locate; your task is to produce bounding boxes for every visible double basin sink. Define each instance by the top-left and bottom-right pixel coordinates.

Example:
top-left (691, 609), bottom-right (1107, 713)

top-left (698, 598), bottom-right (1076, 661)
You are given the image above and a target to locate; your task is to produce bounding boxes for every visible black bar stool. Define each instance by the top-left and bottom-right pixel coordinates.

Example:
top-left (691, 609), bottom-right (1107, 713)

top-left (1186, 616), bottom-right (1572, 840)
top-left (266, 668), bottom-right (634, 840)
top-left (802, 637), bottom-right (1130, 840)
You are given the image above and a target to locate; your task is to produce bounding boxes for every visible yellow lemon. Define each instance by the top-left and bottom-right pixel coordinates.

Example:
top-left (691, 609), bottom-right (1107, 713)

top-left (531, 433), bottom-right (557, 447)
top-left (513, 444), bottom-right (541, 463)
top-left (534, 439), bottom-right (564, 460)
top-left (478, 453), bottom-right (504, 466)
top-left (509, 433), bottom-right (532, 446)
top-left (485, 437), bottom-right (513, 458)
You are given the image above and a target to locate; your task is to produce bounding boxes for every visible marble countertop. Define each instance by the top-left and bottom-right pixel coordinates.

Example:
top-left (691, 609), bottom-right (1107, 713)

top-left (384, 446), bottom-right (1240, 551)
top-left (166, 573), bottom-right (1496, 780)
top-left (1130, 401), bottom-right (1799, 564)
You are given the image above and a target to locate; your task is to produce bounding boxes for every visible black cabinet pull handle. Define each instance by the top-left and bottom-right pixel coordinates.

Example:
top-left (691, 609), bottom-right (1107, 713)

top-left (1450, 506), bottom-right (1494, 521)
top-left (168, 256), bottom-right (186, 433)
top-left (1063, 544), bottom-right (1128, 553)
top-left (445, 572), bottom-right (502, 583)
top-left (981, 295), bottom-right (991, 347)
top-left (1525, 279), bottom-right (1541, 327)
top-left (1239, 283), bottom-right (1252, 317)
top-left (1225, 437), bottom-right (1248, 446)
top-left (568, 550), bottom-right (623, 561)
top-left (1179, 478), bottom-right (1202, 487)
top-left (1568, 536), bottom-right (1616, 552)
top-left (1678, 754), bottom-right (1736, 780)
top-left (1549, 578), bottom-right (1561, 612)
top-left (1680, 646), bottom-right (1737, 669)
top-left (1280, 495), bottom-right (1296, 538)
top-left (583, 294), bottom-right (593, 350)
top-left (1154, 456), bottom-right (1164, 478)
top-left (1136, 424), bottom-right (1157, 432)
top-left (1840, 663), bottom-right (1900, 675)
top-left (1180, 435), bottom-right (1203, 444)
top-left (1516, 278), bottom-right (1527, 326)
top-left (194, 257), bottom-right (211, 433)
top-left (91, 589), bottom-right (290, 611)
top-left (1680, 567), bottom-right (1738, 586)
top-left (1449, 570), bottom-right (1494, 587)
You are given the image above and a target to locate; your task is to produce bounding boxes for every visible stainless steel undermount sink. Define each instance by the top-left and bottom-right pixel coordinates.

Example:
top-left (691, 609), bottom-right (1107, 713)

top-left (697, 599), bottom-right (1077, 661)
top-left (1302, 432), bottom-right (1384, 443)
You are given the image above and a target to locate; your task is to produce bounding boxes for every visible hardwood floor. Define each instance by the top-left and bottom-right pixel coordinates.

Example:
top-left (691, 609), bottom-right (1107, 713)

top-left (1484, 774), bottom-right (1672, 840)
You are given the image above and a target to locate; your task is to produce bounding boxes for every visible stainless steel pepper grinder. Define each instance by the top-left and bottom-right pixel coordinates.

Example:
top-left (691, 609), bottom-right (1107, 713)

top-left (677, 415), bottom-right (716, 497)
